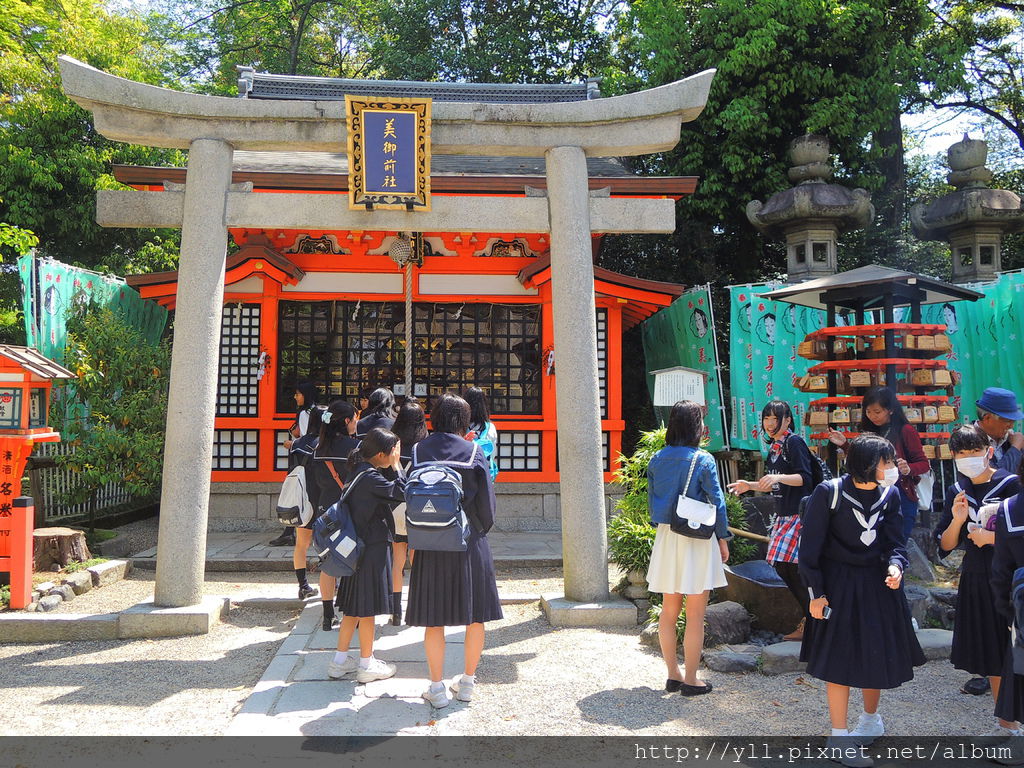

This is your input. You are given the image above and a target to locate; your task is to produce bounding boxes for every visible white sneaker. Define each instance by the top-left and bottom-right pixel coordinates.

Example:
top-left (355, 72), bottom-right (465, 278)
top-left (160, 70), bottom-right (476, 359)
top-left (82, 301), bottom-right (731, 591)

top-left (850, 713), bottom-right (884, 745)
top-left (982, 725), bottom-right (1021, 740)
top-left (422, 684), bottom-right (451, 708)
top-left (327, 656), bottom-right (358, 679)
top-left (355, 658), bottom-right (396, 683)
top-left (450, 676), bottom-right (475, 702)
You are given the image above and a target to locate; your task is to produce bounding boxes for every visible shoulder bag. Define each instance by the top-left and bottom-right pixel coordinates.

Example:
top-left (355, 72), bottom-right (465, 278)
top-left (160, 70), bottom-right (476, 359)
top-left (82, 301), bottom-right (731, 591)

top-left (670, 451), bottom-right (717, 539)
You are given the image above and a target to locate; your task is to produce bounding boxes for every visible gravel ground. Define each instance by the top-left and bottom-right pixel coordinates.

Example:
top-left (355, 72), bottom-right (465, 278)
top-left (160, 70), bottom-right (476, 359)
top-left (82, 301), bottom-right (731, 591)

top-left (0, 566), bottom-right (1000, 737)
top-left (433, 604), bottom-right (990, 737)
top-left (108, 516), bottom-right (161, 557)
top-left (0, 604), bottom-right (296, 736)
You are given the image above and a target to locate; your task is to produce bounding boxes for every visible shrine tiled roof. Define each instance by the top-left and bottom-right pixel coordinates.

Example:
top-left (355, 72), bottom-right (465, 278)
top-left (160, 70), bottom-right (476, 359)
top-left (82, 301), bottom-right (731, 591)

top-left (237, 69), bottom-right (598, 104)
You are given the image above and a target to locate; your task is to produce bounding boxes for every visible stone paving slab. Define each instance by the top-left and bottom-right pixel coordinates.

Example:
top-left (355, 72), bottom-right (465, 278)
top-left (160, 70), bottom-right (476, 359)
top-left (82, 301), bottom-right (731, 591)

top-left (228, 604), bottom-right (470, 735)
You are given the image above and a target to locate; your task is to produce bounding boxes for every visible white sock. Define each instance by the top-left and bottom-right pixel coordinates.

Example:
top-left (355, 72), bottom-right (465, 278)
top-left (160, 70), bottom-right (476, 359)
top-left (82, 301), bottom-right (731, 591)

top-left (861, 712), bottom-right (881, 722)
top-left (461, 674), bottom-right (476, 685)
top-left (358, 655), bottom-right (373, 669)
top-left (430, 680), bottom-right (445, 692)
top-left (831, 728), bottom-right (849, 736)
top-left (333, 651), bottom-right (349, 665)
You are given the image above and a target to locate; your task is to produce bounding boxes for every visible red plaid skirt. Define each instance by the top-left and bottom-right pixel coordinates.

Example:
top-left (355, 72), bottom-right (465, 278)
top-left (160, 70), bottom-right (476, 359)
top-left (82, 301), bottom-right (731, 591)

top-left (766, 514), bottom-right (801, 564)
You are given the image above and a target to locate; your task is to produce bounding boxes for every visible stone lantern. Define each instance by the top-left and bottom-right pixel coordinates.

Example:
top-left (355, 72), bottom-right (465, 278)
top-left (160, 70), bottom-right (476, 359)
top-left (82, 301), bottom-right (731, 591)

top-left (911, 135), bottom-right (1024, 284)
top-left (746, 135), bottom-right (874, 283)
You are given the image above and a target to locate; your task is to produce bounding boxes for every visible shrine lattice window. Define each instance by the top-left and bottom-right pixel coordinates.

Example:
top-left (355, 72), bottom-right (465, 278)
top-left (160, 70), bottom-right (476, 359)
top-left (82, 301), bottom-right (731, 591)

top-left (277, 301), bottom-right (542, 415)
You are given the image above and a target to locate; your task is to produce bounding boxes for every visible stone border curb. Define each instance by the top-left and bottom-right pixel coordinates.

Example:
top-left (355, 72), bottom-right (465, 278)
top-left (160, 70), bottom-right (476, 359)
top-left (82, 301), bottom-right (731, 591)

top-left (18, 560), bottom-right (132, 614)
top-left (0, 595), bottom-right (231, 643)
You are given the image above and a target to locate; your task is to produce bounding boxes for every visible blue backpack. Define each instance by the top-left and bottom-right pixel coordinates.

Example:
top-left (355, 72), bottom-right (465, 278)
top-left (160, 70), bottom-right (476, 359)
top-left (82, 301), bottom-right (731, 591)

top-left (312, 470), bottom-right (369, 578)
top-left (405, 457), bottom-right (471, 552)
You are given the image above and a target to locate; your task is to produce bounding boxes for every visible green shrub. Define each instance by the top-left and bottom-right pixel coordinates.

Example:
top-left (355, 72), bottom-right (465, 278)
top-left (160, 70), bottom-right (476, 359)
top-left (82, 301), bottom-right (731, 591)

top-left (725, 495), bottom-right (759, 565)
top-left (608, 512), bottom-right (657, 574)
top-left (0, 584), bottom-right (9, 610)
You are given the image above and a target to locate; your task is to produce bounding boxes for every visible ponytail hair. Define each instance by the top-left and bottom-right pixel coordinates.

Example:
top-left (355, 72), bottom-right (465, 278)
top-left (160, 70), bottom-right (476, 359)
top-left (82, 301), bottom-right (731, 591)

top-left (347, 427), bottom-right (399, 467)
top-left (319, 399), bottom-right (357, 443)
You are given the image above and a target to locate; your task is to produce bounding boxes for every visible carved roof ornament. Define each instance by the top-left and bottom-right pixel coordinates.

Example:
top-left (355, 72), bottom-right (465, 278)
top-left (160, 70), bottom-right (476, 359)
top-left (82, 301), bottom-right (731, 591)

top-left (745, 134), bottom-right (874, 237)
top-left (910, 135), bottom-right (1024, 242)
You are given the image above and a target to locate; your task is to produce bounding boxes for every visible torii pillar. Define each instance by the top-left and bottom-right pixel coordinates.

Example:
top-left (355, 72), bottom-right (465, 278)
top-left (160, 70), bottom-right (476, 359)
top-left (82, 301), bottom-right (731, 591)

top-left (59, 56), bottom-right (714, 622)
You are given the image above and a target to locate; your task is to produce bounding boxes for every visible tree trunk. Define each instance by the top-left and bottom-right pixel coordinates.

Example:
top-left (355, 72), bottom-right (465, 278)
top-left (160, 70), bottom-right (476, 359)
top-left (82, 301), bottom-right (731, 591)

top-left (875, 109), bottom-right (906, 261)
top-left (33, 527), bottom-right (91, 571)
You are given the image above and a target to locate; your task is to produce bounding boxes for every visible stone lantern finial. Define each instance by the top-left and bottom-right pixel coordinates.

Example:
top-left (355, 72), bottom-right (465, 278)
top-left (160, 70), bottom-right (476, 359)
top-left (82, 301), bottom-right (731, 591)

top-left (746, 134), bottom-right (874, 283)
top-left (911, 135), bottom-right (1024, 284)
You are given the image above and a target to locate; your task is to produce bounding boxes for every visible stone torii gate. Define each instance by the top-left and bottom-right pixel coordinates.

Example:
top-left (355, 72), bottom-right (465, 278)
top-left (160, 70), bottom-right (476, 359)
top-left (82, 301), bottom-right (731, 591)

top-left (59, 57), bottom-right (714, 621)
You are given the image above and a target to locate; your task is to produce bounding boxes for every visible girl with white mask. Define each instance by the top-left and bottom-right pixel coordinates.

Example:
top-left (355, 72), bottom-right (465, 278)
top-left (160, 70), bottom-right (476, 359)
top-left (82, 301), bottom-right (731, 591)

top-left (799, 434), bottom-right (925, 763)
top-left (936, 425), bottom-right (1021, 736)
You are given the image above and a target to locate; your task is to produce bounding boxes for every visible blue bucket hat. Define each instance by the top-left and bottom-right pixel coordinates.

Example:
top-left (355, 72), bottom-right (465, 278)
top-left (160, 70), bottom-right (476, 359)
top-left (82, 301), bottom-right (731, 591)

top-left (976, 387), bottom-right (1024, 421)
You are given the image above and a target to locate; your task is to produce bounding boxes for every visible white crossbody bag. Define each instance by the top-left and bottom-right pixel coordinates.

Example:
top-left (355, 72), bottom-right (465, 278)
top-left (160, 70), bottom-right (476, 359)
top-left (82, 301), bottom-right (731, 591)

top-left (670, 451), bottom-right (717, 539)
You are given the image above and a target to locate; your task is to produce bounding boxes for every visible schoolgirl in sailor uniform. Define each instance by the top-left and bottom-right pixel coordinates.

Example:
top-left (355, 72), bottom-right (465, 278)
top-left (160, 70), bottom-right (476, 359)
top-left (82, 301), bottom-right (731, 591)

top-left (388, 398), bottom-right (429, 626)
top-left (356, 387), bottom-right (397, 438)
top-left (935, 425), bottom-right (1021, 732)
top-left (407, 394), bottom-right (502, 709)
top-left (799, 434), bottom-right (925, 754)
top-left (288, 405), bottom-right (324, 602)
top-left (991, 492), bottom-right (1024, 732)
top-left (309, 400), bottom-right (360, 630)
top-left (327, 427), bottom-right (407, 684)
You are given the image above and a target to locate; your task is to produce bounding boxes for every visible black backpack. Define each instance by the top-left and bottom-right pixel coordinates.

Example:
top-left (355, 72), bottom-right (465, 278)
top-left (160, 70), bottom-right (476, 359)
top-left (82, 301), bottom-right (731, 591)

top-left (782, 435), bottom-right (833, 517)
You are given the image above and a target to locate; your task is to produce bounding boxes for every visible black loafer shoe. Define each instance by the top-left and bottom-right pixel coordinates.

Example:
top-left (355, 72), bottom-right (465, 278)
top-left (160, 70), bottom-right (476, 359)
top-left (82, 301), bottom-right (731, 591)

top-left (679, 681), bottom-right (713, 696)
top-left (962, 677), bottom-right (990, 695)
top-left (665, 679), bottom-right (683, 693)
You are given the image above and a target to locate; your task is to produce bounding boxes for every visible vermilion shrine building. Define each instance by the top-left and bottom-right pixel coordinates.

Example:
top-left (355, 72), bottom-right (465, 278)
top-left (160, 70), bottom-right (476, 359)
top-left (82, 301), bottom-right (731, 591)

top-left (116, 74), bottom-right (692, 529)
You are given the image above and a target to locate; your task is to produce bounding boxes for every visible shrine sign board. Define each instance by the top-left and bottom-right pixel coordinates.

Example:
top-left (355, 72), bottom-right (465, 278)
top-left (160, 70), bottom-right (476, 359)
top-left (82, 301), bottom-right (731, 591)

top-left (346, 96), bottom-right (431, 211)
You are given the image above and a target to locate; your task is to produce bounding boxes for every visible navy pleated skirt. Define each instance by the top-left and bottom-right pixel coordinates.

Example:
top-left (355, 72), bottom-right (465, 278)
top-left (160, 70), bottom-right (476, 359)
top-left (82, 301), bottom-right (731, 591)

top-left (405, 530), bottom-right (503, 627)
top-left (996, 638), bottom-right (1024, 722)
top-left (336, 541), bottom-right (393, 618)
top-left (952, 570), bottom-right (1009, 676)
top-left (800, 559), bottom-right (925, 689)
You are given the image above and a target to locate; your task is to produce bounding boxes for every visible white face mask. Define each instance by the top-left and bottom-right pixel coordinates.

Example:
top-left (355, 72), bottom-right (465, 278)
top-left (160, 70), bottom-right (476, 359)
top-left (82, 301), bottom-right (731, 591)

top-left (955, 456), bottom-right (990, 479)
top-left (878, 466), bottom-right (900, 488)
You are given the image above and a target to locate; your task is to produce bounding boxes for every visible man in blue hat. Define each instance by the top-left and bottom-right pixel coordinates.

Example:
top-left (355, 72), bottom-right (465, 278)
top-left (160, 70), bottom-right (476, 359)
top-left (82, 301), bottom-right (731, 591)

top-left (974, 387), bottom-right (1024, 473)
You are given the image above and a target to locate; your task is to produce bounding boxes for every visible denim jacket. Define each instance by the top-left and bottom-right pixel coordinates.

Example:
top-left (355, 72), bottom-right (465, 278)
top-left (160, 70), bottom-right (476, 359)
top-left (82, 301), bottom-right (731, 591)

top-left (647, 445), bottom-right (731, 540)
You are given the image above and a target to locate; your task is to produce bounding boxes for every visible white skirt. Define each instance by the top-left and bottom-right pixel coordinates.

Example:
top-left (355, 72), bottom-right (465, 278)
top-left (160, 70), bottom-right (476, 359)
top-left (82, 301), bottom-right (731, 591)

top-left (646, 523), bottom-right (727, 595)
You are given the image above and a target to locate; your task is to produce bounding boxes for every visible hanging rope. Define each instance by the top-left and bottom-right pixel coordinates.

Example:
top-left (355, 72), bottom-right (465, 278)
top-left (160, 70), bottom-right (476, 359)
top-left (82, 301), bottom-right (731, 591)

top-left (405, 260), bottom-right (413, 396)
